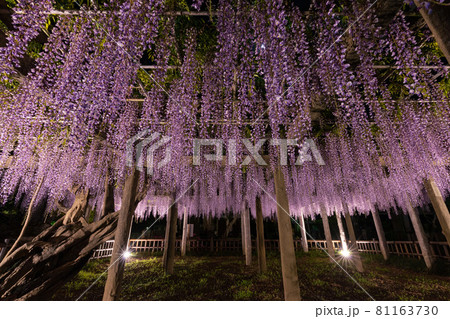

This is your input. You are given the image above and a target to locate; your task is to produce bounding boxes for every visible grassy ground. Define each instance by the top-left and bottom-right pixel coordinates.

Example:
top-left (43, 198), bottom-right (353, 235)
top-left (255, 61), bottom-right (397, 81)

top-left (52, 251), bottom-right (450, 301)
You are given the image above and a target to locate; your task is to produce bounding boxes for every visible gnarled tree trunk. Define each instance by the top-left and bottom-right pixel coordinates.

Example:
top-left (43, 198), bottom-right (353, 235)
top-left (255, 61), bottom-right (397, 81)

top-left (0, 212), bottom-right (118, 300)
top-left (0, 171), bottom-right (127, 300)
top-left (3, 176), bottom-right (44, 260)
top-left (224, 215), bottom-right (238, 238)
top-left (100, 170), bottom-right (115, 219)
top-left (63, 186), bottom-right (90, 225)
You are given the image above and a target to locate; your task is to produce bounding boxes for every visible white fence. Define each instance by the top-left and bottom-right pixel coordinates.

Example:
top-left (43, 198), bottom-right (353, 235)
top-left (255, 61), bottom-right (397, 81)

top-left (92, 238), bottom-right (450, 260)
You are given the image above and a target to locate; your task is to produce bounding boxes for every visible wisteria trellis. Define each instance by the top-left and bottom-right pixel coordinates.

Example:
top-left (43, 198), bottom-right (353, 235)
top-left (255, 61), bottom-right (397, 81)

top-left (0, 0), bottom-right (449, 222)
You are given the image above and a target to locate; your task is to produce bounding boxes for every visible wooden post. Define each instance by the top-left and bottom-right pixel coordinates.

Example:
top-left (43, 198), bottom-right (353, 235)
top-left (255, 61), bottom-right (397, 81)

top-left (103, 168), bottom-right (139, 301)
top-left (163, 200), bottom-right (178, 275)
top-left (255, 196), bottom-right (267, 273)
top-left (320, 205), bottom-right (335, 258)
top-left (343, 206), bottom-right (364, 273)
top-left (273, 166), bottom-right (301, 301)
top-left (424, 178), bottom-right (450, 247)
top-left (372, 209), bottom-right (389, 260)
top-left (299, 211), bottom-right (308, 252)
top-left (181, 207), bottom-right (188, 257)
top-left (336, 212), bottom-right (348, 251)
top-left (241, 214), bottom-right (245, 256)
top-left (186, 224), bottom-right (192, 252)
top-left (406, 202), bottom-right (435, 269)
top-left (242, 201), bottom-right (252, 266)
top-left (413, 0), bottom-right (450, 63)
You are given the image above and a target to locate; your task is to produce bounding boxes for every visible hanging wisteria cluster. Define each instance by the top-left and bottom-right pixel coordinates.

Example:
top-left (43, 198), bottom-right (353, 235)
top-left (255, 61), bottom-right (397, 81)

top-left (0, 0), bottom-right (449, 222)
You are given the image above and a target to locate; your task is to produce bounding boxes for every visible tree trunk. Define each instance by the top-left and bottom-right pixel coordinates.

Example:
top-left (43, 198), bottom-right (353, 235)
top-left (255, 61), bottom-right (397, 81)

top-left (0, 212), bottom-right (119, 300)
top-left (224, 215), bottom-right (238, 238)
top-left (4, 176), bottom-right (44, 260)
top-left (343, 206), bottom-right (364, 273)
top-left (372, 209), bottom-right (389, 260)
top-left (299, 211), bottom-right (308, 252)
top-left (406, 202), bottom-right (434, 269)
top-left (0, 239), bottom-right (10, 263)
top-left (255, 196), bottom-right (266, 273)
top-left (424, 178), bottom-right (450, 247)
top-left (273, 166), bottom-right (301, 301)
top-left (103, 168), bottom-right (140, 301)
top-left (320, 205), bottom-right (335, 258)
top-left (163, 200), bottom-right (178, 275)
top-left (84, 204), bottom-right (92, 221)
top-left (100, 170), bottom-right (115, 219)
top-left (63, 187), bottom-right (90, 225)
top-left (181, 207), bottom-right (188, 257)
top-left (242, 201), bottom-right (252, 266)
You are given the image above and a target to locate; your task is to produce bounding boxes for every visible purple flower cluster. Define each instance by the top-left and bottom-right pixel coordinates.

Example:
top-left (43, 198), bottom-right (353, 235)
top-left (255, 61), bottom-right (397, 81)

top-left (0, 0), bottom-right (448, 220)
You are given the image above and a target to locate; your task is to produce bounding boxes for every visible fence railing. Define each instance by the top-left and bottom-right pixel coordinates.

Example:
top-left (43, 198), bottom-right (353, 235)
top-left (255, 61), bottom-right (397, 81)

top-left (92, 238), bottom-right (450, 260)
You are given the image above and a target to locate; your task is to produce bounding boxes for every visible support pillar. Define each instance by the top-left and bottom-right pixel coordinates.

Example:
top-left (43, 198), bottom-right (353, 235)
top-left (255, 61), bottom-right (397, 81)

top-left (336, 212), bottom-right (347, 251)
top-left (424, 178), bottom-right (450, 247)
top-left (186, 224), bottom-right (192, 252)
top-left (413, 0), bottom-right (450, 63)
top-left (274, 166), bottom-right (301, 301)
top-left (163, 201), bottom-right (178, 275)
top-left (372, 209), bottom-right (389, 260)
top-left (103, 168), bottom-right (139, 301)
top-left (181, 207), bottom-right (188, 257)
top-left (242, 201), bottom-right (252, 266)
top-left (299, 211), bottom-right (308, 252)
top-left (406, 202), bottom-right (435, 269)
top-left (343, 206), bottom-right (364, 273)
top-left (320, 205), bottom-right (335, 258)
top-left (241, 214), bottom-right (245, 256)
top-left (255, 196), bottom-right (267, 273)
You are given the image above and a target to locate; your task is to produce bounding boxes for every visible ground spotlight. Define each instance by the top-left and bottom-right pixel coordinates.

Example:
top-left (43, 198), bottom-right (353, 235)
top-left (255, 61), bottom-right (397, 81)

top-left (340, 249), bottom-right (351, 258)
top-left (123, 250), bottom-right (132, 259)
